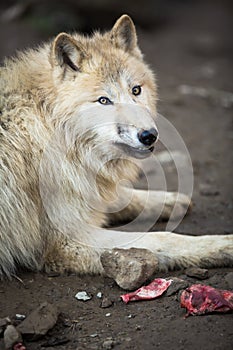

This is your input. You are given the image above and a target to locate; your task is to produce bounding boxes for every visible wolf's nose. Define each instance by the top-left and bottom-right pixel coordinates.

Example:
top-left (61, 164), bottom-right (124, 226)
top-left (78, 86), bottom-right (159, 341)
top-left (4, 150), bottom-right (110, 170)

top-left (138, 128), bottom-right (158, 146)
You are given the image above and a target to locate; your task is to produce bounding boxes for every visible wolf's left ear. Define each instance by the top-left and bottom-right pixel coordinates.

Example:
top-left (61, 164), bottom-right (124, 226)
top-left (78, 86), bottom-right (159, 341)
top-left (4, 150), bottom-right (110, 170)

top-left (51, 33), bottom-right (86, 72)
top-left (111, 15), bottom-right (140, 55)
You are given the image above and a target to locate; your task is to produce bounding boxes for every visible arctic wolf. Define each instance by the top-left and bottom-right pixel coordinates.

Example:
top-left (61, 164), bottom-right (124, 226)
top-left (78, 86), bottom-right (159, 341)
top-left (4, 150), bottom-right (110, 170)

top-left (0, 15), bottom-right (232, 277)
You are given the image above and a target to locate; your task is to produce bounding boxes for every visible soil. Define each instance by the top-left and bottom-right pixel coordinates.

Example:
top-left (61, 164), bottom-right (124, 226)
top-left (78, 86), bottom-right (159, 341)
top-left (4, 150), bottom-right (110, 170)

top-left (0, 1), bottom-right (233, 349)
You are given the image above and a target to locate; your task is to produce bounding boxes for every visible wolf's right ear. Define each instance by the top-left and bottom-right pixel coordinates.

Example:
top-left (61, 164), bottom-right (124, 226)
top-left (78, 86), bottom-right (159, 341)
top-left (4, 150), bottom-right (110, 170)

top-left (51, 33), bottom-right (86, 72)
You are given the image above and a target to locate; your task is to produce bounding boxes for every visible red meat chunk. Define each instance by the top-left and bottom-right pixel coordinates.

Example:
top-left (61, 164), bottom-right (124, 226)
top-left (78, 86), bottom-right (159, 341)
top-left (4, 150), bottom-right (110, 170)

top-left (121, 278), bottom-right (172, 303)
top-left (13, 343), bottom-right (26, 350)
top-left (180, 284), bottom-right (233, 317)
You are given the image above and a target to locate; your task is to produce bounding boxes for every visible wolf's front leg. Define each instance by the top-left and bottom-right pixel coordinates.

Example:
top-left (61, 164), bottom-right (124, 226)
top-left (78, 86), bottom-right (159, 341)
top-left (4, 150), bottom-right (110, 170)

top-left (93, 229), bottom-right (233, 271)
top-left (107, 187), bottom-right (191, 226)
top-left (44, 230), bottom-right (233, 275)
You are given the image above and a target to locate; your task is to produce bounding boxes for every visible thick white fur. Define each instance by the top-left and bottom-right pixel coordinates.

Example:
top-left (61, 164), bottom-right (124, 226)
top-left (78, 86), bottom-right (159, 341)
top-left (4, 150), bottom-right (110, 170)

top-left (0, 15), bottom-right (232, 277)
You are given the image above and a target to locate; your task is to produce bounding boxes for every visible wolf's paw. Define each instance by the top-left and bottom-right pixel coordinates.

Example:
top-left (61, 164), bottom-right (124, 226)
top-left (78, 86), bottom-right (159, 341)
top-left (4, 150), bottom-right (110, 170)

top-left (199, 235), bottom-right (233, 268)
top-left (160, 192), bottom-right (192, 221)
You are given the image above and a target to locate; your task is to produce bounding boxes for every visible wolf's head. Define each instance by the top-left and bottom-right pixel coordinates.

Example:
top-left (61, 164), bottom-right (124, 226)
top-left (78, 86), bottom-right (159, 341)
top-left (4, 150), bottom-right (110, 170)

top-left (50, 15), bottom-right (158, 166)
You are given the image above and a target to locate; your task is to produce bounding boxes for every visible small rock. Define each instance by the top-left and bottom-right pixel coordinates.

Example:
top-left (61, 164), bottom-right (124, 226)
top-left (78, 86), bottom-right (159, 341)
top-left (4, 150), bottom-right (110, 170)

top-left (75, 291), bottom-right (92, 301)
top-left (90, 333), bottom-right (98, 338)
top-left (166, 277), bottom-right (190, 296)
top-left (102, 337), bottom-right (114, 349)
top-left (105, 313), bottom-right (111, 317)
top-left (100, 297), bottom-right (113, 308)
top-left (15, 314), bottom-right (26, 321)
top-left (96, 292), bottom-right (102, 298)
top-left (185, 267), bottom-right (209, 280)
top-left (101, 248), bottom-right (159, 290)
top-left (4, 325), bottom-right (22, 350)
top-left (17, 302), bottom-right (58, 340)
top-left (0, 317), bottom-right (11, 328)
top-left (0, 317), bottom-right (11, 336)
top-left (224, 272), bottom-right (233, 290)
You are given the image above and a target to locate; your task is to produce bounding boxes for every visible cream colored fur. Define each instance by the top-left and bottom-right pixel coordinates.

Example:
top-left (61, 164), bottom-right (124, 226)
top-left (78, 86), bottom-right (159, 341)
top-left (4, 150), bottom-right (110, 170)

top-left (0, 15), bottom-right (232, 278)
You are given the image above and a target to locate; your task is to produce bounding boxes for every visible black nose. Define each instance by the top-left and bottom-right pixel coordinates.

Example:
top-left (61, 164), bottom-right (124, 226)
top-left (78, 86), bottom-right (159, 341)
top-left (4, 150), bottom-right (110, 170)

top-left (138, 128), bottom-right (158, 146)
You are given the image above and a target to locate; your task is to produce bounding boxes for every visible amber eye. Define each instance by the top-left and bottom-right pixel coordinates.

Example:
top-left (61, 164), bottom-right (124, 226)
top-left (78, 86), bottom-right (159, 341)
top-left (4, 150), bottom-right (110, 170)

top-left (132, 85), bottom-right (141, 96)
top-left (98, 96), bottom-right (113, 105)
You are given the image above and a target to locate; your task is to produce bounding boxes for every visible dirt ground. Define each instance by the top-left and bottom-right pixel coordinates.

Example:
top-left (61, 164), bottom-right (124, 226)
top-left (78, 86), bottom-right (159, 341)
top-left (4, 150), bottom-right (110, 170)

top-left (0, 1), bottom-right (233, 349)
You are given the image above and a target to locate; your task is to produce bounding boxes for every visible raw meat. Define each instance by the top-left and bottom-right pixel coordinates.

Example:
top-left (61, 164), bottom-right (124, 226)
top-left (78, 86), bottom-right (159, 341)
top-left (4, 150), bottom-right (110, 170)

top-left (121, 278), bottom-right (172, 303)
top-left (180, 284), bottom-right (233, 317)
top-left (13, 343), bottom-right (26, 350)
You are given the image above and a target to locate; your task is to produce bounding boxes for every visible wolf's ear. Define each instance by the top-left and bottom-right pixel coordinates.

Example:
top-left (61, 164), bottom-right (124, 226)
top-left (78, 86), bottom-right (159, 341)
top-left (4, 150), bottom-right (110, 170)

top-left (51, 33), bottom-right (86, 72)
top-left (111, 15), bottom-right (138, 53)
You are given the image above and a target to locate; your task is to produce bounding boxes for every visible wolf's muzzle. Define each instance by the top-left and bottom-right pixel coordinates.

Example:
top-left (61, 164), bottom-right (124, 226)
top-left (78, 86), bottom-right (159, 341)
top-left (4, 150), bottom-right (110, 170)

top-left (137, 128), bottom-right (158, 146)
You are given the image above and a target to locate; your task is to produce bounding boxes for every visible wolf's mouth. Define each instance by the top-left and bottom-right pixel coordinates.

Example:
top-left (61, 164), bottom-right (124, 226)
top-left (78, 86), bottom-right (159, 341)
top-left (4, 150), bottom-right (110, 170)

top-left (115, 143), bottom-right (154, 159)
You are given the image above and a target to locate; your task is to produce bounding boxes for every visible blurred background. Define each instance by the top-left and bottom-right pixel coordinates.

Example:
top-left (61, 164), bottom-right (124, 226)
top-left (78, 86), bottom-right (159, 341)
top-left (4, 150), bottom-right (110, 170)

top-left (0, 0), bottom-right (232, 60)
top-left (0, 0), bottom-right (187, 58)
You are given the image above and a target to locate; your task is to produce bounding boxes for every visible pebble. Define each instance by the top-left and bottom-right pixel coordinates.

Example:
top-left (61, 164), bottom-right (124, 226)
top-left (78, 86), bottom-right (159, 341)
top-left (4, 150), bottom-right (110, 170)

top-left (0, 317), bottom-right (11, 328)
top-left (75, 291), bottom-right (92, 301)
top-left (15, 314), bottom-right (26, 321)
top-left (185, 267), bottom-right (209, 280)
top-left (105, 313), bottom-right (111, 317)
top-left (96, 292), bottom-right (102, 298)
top-left (100, 297), bottom-right (113, 308)
top-left (102, 338), bottom-right (115, 349)
top-left (17, 302), bottom-right (58, 341)
top-left (90, 333), bottom-right (98, 338)
top-left (0, 317), bottom-right (11, 336)
top-left (4, 325), bottom-right (22, 350)
top-left (166, 277), bottom-right (190, 296)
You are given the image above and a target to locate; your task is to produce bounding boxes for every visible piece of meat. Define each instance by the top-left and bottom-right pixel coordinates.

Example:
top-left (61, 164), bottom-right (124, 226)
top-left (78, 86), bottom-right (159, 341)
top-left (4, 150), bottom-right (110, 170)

top-left (180, 284), bottom-right (233, 317)
top-left (121, 278), bottom-right (172, 303)
top-left (13, 343), bottom-right (26, 350)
